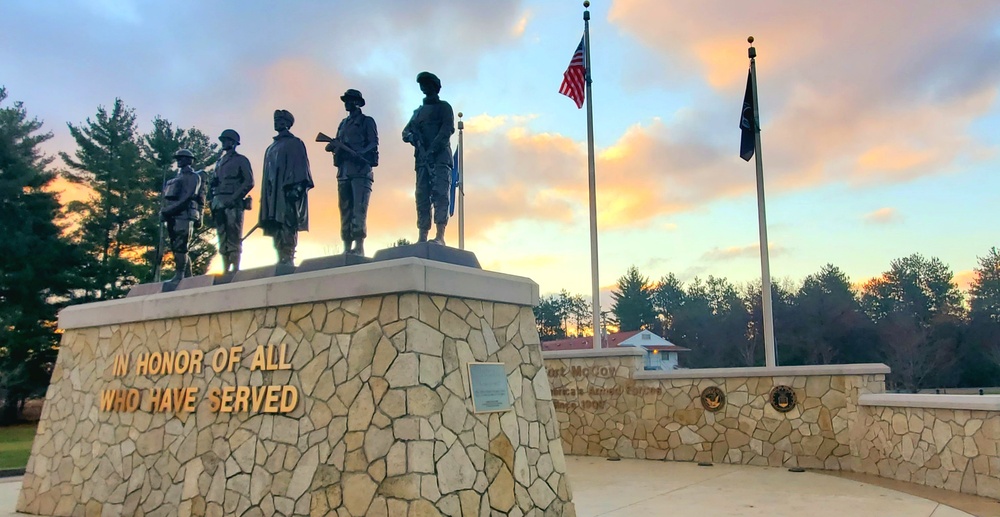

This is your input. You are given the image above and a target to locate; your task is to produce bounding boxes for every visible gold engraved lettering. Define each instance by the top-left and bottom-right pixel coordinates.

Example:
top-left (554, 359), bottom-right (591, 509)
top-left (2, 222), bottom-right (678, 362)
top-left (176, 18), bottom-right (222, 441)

top-left (211, 348), bottom-right (228, 373)
top-left (250, 345), bottom-right (293, 371)
top-left (189, 350), bottom-right (204, 374)
top-left (112, 354), bottom-right (129, 377)
top-left (99, 390), bottom-right (116, 411)
top-left (147, 388), bottom-right (162, 411)
top-left (125, 389), bottom-right (140, 412)
top-left (228, 346), bottom-right (243, 372)
top-left (149, 352), bottom-right (164, 375)
top-left (160, 351), bottom-right (174, 375)
top-left (251, 386), bottom-right (267, 412)
top-left (156, 388), bottom-right (173, 412)
top-left (207, 388), bottom-right (221, 412)
top-left (279, 385), bottom-right (298, 412)
top-left (180, 387), bottom-right (198, 413)
top-left (275, 344), bottom-right (292, 370)
top-left (173, 350), bottom-right (190, 375)
top-left (114, 389), bottom-right (127, 411)
top-left (135, 353), bottom-right (150, 375)
top-left (263, 385), bottom-right (281, 413)
top-left (250, 346), bottom-right (266, 371)
top-left (219, 386), bottom-right (236, 413)
top-left (233, 386), bottom-right (251, 412)
top-left (100, 389), bottom-right (141, 412)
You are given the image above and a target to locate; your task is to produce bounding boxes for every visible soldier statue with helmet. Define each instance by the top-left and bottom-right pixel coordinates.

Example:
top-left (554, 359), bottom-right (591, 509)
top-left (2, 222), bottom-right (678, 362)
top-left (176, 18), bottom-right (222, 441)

top-left (402, 71), bottom-right (454, 245)
top-left (160, 149), bottom-right (203, 285)
top-left (209, 129), bottom-right (254, 273)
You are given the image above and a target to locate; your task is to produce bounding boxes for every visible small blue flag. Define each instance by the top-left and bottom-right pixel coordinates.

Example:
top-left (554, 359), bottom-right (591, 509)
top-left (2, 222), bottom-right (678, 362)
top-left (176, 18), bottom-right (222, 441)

top-left (449, 149), bottom-right (460, 216)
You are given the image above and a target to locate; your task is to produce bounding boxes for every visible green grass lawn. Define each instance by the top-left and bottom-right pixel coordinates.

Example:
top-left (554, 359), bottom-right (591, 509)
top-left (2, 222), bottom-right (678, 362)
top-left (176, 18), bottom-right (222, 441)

top-left (0, 423), bottom-right (38, 470)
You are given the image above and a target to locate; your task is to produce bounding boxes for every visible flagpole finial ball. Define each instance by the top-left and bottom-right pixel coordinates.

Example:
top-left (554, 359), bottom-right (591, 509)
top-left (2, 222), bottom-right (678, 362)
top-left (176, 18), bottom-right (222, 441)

top-left (583, 1), bottom-right (590, 8)
top-left (748, 36), bottom-right (754, 44)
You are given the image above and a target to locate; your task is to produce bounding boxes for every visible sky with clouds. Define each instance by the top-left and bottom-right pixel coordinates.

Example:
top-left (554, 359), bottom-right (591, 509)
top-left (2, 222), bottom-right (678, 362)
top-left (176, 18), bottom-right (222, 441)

top-left (2, 0), bottom-right (999, 309)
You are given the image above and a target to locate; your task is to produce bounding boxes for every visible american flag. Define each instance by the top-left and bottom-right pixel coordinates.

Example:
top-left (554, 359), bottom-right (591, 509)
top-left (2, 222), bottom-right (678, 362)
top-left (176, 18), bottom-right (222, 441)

top-left (559, 36), bottom-right (586, 109)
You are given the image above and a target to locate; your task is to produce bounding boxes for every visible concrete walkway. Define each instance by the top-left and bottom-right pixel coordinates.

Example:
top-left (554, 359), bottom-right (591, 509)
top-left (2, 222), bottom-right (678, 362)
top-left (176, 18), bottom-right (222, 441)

top-left (566, 456), bottom-right (975, 517)
top-left (0, 457), bottom-right (986, 516)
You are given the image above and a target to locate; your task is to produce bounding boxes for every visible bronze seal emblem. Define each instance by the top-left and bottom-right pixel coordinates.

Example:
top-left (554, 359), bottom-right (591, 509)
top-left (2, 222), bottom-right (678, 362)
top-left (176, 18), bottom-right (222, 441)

top-left (769, 385), bottom-right (796, 413)
top-left (700, 386), bottom-right (725, 412)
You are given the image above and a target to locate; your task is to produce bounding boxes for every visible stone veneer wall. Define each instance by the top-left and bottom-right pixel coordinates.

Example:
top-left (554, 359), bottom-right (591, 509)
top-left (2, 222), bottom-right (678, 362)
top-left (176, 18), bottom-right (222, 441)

top-left (544, 351), bottom-right (1000, 500)
top-left (855, 397), bottom-right (1000, 500)
top-left (19, 260), bottom-right (575, 517)
top-left (543, 351), bottom-right (887, 469)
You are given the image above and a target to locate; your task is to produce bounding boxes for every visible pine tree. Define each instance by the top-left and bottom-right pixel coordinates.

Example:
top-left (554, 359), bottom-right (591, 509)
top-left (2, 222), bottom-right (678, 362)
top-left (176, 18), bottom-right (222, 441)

top-left (61, 99), bottom-right (148, 299)
top-left (787, 264), bottom-right (876, 365)
top-left (534, 295), bottom-right (567, 340)
top-left (860, 254), bottom-right (964, 391)
top-left (969, 247), bottom-right (1000, 323)
top-left (967, 247), bottom-right (1000, 381)
top-left (651, 273), bottom-right (685, 336)
top-left (610, 266), bottom-right (656, 332)
top-left (0, 87), bottom-right (82, 421)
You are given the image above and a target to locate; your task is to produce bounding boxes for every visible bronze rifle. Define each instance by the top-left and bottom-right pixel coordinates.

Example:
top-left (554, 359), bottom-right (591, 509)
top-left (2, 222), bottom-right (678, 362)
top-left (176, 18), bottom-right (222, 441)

top-left (315, 132), bottom-right (372, 167)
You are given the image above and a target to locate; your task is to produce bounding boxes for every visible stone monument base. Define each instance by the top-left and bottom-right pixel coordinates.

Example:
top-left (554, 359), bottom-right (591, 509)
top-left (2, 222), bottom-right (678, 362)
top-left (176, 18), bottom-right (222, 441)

top-left (373, 243), bottom-right (481, 269)
top-left (126, 246), bottom-right (467, 298)
top-left (296, 254), bottom-right (372, 273)
top-left (19, 257), bottom-right (575, 517)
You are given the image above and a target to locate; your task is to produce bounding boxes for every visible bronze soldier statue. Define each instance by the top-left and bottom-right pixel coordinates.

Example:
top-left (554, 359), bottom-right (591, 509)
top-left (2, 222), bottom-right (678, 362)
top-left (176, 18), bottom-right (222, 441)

top-left (403, 71), bottom-right (454, 245)
top-left (209, 129), bottom-right (254, 273)
top-left (325, 89), bottom-right (378, 256)
top-left (259, 110), bottom-right (313, 267)
top-left (160, 149), bottom-right (203, 284)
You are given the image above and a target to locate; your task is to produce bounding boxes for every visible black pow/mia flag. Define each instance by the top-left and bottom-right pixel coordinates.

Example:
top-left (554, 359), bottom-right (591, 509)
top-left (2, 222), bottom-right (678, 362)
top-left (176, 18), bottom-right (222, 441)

top-left (740, 69), bottom-right (756, 161)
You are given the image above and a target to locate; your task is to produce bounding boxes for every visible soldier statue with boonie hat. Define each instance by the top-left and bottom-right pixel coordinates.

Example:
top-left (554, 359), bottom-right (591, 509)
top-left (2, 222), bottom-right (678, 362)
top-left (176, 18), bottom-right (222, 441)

top-left (325, 88), bottom-right (379, 256)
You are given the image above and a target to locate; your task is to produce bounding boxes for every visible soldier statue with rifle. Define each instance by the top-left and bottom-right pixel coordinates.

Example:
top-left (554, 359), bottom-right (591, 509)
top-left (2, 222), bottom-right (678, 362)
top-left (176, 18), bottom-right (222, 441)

top-left (160, 149), bottom-right (203, 285)
top-left (209, 129), bottom-right (254, 273)
top-left (402, 71), bottom-right (454, 245)
top-left (317, 89), bottom-right (378, 256)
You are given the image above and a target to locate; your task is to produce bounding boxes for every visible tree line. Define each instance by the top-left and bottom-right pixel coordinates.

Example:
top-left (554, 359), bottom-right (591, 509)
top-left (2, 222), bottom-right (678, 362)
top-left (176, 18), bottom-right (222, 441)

top-left (0, 90), bottom-right (220, 422)
top-left (536, 253), bottom-right (1000, 393)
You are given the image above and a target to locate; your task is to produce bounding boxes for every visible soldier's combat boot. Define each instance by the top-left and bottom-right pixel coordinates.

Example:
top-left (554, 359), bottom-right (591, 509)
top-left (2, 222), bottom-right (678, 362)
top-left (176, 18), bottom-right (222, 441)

top-left (418, 229), bottom-right (429, 243)
top-left (431, 224), bottom-right (446, 245)
top-left (168, 255), bottom-right (188, 286)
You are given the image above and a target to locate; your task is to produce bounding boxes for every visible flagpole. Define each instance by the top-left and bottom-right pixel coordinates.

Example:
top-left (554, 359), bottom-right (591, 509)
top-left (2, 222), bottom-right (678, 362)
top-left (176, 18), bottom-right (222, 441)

top-left (583, 1), bottom-right (601, 349)
top-left (749, 36), bottom-right (777, 367)
top-left (457, 112), bottom-right (465, 250)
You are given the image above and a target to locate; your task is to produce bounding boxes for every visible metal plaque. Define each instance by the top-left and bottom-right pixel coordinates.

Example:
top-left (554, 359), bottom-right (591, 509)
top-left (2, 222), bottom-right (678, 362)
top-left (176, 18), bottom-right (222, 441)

top-left (700, 386), bottom-right (726, 412)
top-left (467, 362), bottom-right (512, 413)
top-left (769, 385), bottom-right (797, 413)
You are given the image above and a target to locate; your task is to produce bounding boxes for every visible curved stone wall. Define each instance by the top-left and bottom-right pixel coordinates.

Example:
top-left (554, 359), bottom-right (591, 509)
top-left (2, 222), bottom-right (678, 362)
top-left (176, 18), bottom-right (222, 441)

top-left (544, 352), bottom-right (885, 469)
top-left (856, 398), bottom-right (1000, 499)
top-left (544, 350), bottom-right (1000, 501)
